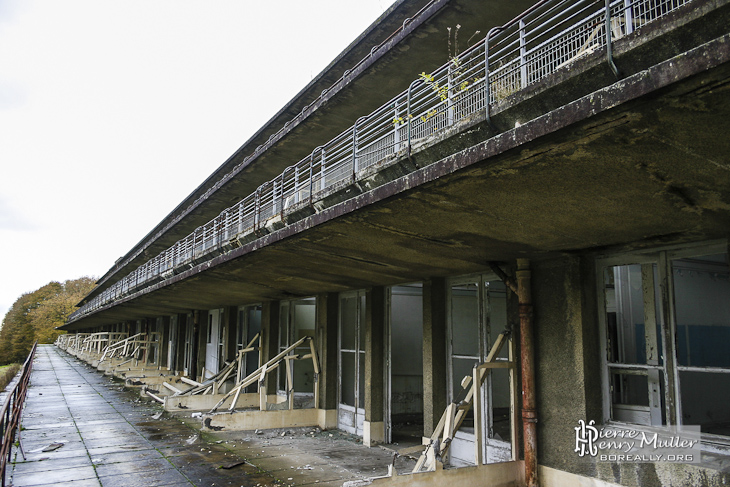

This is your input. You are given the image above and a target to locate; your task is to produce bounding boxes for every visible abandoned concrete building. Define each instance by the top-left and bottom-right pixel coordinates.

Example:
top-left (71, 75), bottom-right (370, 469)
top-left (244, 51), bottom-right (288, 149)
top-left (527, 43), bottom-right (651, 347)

top-left (56, 0), bottom-right (730, 485)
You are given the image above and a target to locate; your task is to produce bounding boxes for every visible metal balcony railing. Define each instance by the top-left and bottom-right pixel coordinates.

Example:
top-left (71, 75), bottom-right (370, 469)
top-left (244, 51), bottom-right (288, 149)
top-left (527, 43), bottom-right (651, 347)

top-left (69, 0), bottom-right (693, 322)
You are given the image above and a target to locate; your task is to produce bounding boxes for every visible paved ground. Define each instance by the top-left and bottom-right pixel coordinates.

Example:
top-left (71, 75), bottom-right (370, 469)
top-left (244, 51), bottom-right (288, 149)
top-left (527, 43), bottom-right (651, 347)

top-left (6, 346), bottom-right (416, 487)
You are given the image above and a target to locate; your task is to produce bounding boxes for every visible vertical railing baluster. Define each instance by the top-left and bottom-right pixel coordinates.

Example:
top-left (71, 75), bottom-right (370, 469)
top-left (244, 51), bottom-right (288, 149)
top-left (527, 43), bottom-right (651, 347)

top-left (393, 102), bottom-right (401, 152)
top-left (624, 0), bottom-right (634, 35)
top-left (320, 148), bottom-right (327, 191)
top-left (254, 188), bottom-right (261, 231)
top-left (352, 121), bottom-right (358, 181)
top-left (309, 151), bottom-right (315, 205)
top-left (295, 165), bottom-right (302, 204)
top-left (519, 19), bottom-right (528, 89)
top-left (447, 63), bottom-right (454, 126)
top-left (279, 172), bottom-right (286, 217)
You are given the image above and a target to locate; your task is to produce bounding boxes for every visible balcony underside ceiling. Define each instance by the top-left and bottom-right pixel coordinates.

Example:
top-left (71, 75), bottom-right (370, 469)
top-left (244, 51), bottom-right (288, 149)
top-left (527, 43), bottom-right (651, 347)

top-left (63, 45), bottom-right (730, 329)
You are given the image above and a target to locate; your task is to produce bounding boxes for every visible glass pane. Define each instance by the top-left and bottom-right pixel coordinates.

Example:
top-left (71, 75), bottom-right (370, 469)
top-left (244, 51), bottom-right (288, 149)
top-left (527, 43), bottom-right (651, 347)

top-left (605, 265), bottom-right (662, 365)
top-left (673, 254), bottom-right (730, 368)
top-left (294, 355), bottom-right (315, 393)
top-left (278, 364), bottom-right (288, 393)
top-left (491, 368), bottom-right (511, 442)
top-left (245, 306), bottom-right (261, 383)
top-left (452, 357), bottom-right (476, 428)
top-left (486, 280), bottom-right (508, 360)
top-left (610, 370), bottom-right (665, 426)
top-left (451, 283), bottom-right (479, 357)
top-left (279, 302), bottom-right (290, 349)
top-left (247, 306), bottom-right (262, 341)
top-left (452, 357), bottom-right (478, 402)
top-left (612, 372), bottom-right (650, 407)
top-left (293, 298), bottom-right (316, 341)
top-left (237, 310), bottom-right (245, 348)
top-left (390, 291), bottom-right (423, 374)
top-left (680, 371), bottom-right (730, 435)
top-left (341, 351), bottom-right (356, 406)
top-left (207, 314), bottom-right (213, 344)
top-left (340, 296), bottom-right (357, 350)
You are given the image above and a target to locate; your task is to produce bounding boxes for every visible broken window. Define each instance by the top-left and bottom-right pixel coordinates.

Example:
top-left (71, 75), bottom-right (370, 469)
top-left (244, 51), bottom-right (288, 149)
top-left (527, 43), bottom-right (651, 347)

top-left (387, 284), bottom-right (424, 444)
top-left (237, 304), bottom-right (262, 392)
top-left (447, 275), bottom-right (514, 465)
top-left (278, 298), bottom-right (316, 401)
top-left (168, 315), bottom-right (178, 372)
top-left (183, 313), bottom-right (194, 377)
top-left (599, 242), bottom-right (730, 438)
top-left (338, 291), bottom-right (366, 436)
top-left (205, 309), bottom-right (223, 378)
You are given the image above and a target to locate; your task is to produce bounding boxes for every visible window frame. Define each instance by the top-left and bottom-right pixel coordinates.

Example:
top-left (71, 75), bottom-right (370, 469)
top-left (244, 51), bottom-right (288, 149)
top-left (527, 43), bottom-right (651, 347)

top-left (596, 239), bottom-right (730, 449)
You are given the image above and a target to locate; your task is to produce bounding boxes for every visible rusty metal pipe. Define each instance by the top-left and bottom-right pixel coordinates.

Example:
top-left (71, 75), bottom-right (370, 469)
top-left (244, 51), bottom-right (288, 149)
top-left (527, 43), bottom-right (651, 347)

top-left (516, 258), bottom-right (538, 487)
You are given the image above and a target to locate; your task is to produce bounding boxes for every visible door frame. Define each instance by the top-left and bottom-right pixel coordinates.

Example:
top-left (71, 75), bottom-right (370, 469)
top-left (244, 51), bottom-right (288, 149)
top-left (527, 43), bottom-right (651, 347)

top-left (446, 273), bottom-right (513, 465)
top-left (337, 290), bottom-right (366, 436)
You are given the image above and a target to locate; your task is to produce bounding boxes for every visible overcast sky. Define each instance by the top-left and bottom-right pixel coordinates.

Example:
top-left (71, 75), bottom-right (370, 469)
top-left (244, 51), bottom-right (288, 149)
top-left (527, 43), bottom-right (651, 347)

top-left (0, 0), bottom-right (391, 320)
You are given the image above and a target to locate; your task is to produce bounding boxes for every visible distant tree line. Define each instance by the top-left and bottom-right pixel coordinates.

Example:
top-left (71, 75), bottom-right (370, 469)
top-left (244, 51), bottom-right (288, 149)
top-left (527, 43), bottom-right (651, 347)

top-left (0, 277), bottom-right (96, 365)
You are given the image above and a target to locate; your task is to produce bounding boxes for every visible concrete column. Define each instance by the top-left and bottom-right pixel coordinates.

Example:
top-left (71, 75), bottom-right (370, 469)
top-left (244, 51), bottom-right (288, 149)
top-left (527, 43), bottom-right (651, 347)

top-left (224, 306), bottom-right (238, 363)
top-left (261, 301), bottom-right (280, 393)
top-left (531, 256), bottom-right (604, 474)
top-left (160, 316), bottom-right (170, 369)
top-left (194, 310), bottom-right (206, 381)
top-left (142, 319), bottom-right (150, 365)
top-left (316, 293), bottom-right (339, 410)
top-left (364, 286), bottom-right (386, 446)
top-left (172, 314), bottom-right (185, 373)
top-left (423, 277), bottom-right (447, 437)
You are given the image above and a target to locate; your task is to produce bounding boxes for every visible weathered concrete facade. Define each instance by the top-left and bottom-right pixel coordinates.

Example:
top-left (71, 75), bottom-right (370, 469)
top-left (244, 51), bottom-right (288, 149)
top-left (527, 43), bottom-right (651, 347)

top-left (58, 0), bottom-right (730, 485)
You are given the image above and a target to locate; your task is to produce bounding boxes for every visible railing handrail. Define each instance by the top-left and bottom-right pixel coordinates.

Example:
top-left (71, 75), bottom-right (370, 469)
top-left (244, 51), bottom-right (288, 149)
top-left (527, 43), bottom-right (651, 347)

top-left (69, 0), bottom-right (694, 323)
top-left (0, 342), bottom-right (38, 487)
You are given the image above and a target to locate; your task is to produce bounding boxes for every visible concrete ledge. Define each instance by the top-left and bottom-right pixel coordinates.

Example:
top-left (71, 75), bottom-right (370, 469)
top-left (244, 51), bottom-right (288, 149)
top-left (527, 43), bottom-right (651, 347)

top-left (110, 367), bottom-right (175, 379)
top-left (164, 393), bottom-right (280, 412)
top-left (202, 408), bottom-right (337, 431)
top-left (125, 375), bottom-right (184, 389)
top-left (539, 466), bottom-right (624, 487)
top-left (362, 461), bottom-right (625, 487)
top-left (366, 460), bottom-right (524, 487)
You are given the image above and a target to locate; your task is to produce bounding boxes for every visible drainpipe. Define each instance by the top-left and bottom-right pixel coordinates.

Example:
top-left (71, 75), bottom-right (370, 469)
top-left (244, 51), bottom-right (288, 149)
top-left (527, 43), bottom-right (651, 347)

top-left (516, 258), bottom-right (538, 487)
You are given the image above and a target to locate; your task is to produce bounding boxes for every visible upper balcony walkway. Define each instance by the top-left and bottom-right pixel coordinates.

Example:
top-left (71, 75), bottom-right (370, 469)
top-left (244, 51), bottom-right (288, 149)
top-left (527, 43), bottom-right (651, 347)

top-left (66, 0), bottom-right (730, 329)
top-left (7, 345), bottom-right (414, 487)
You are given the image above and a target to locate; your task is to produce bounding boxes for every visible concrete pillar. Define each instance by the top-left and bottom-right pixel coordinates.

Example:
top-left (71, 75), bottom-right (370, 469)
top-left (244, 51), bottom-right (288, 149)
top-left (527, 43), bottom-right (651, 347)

top-left (224, 306), bottom-right (238, 363)
top-left (364, 286), bottom-right (386, 446)
top-left (261, 301), bottom-right (280, 393)
top-left (316, 293), bottom-right (339, 411)
top-left (532, 256), bottom-right (603, 474)
top-left (194, 310), bottom-right (206, 381)
top-left (423, 277), bottom-right (447, 437)
top-left (172, 314), bottom-right (185, 373)
top-left (160, 316), bottom-right (170, 369)
top-left (141, 319), bottom-right (150, 365)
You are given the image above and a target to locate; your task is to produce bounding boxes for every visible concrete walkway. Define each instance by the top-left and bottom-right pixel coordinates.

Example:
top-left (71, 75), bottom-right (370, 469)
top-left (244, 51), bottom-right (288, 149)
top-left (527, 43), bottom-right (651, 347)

top-left (7, 345), bottom-right (415, 487)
